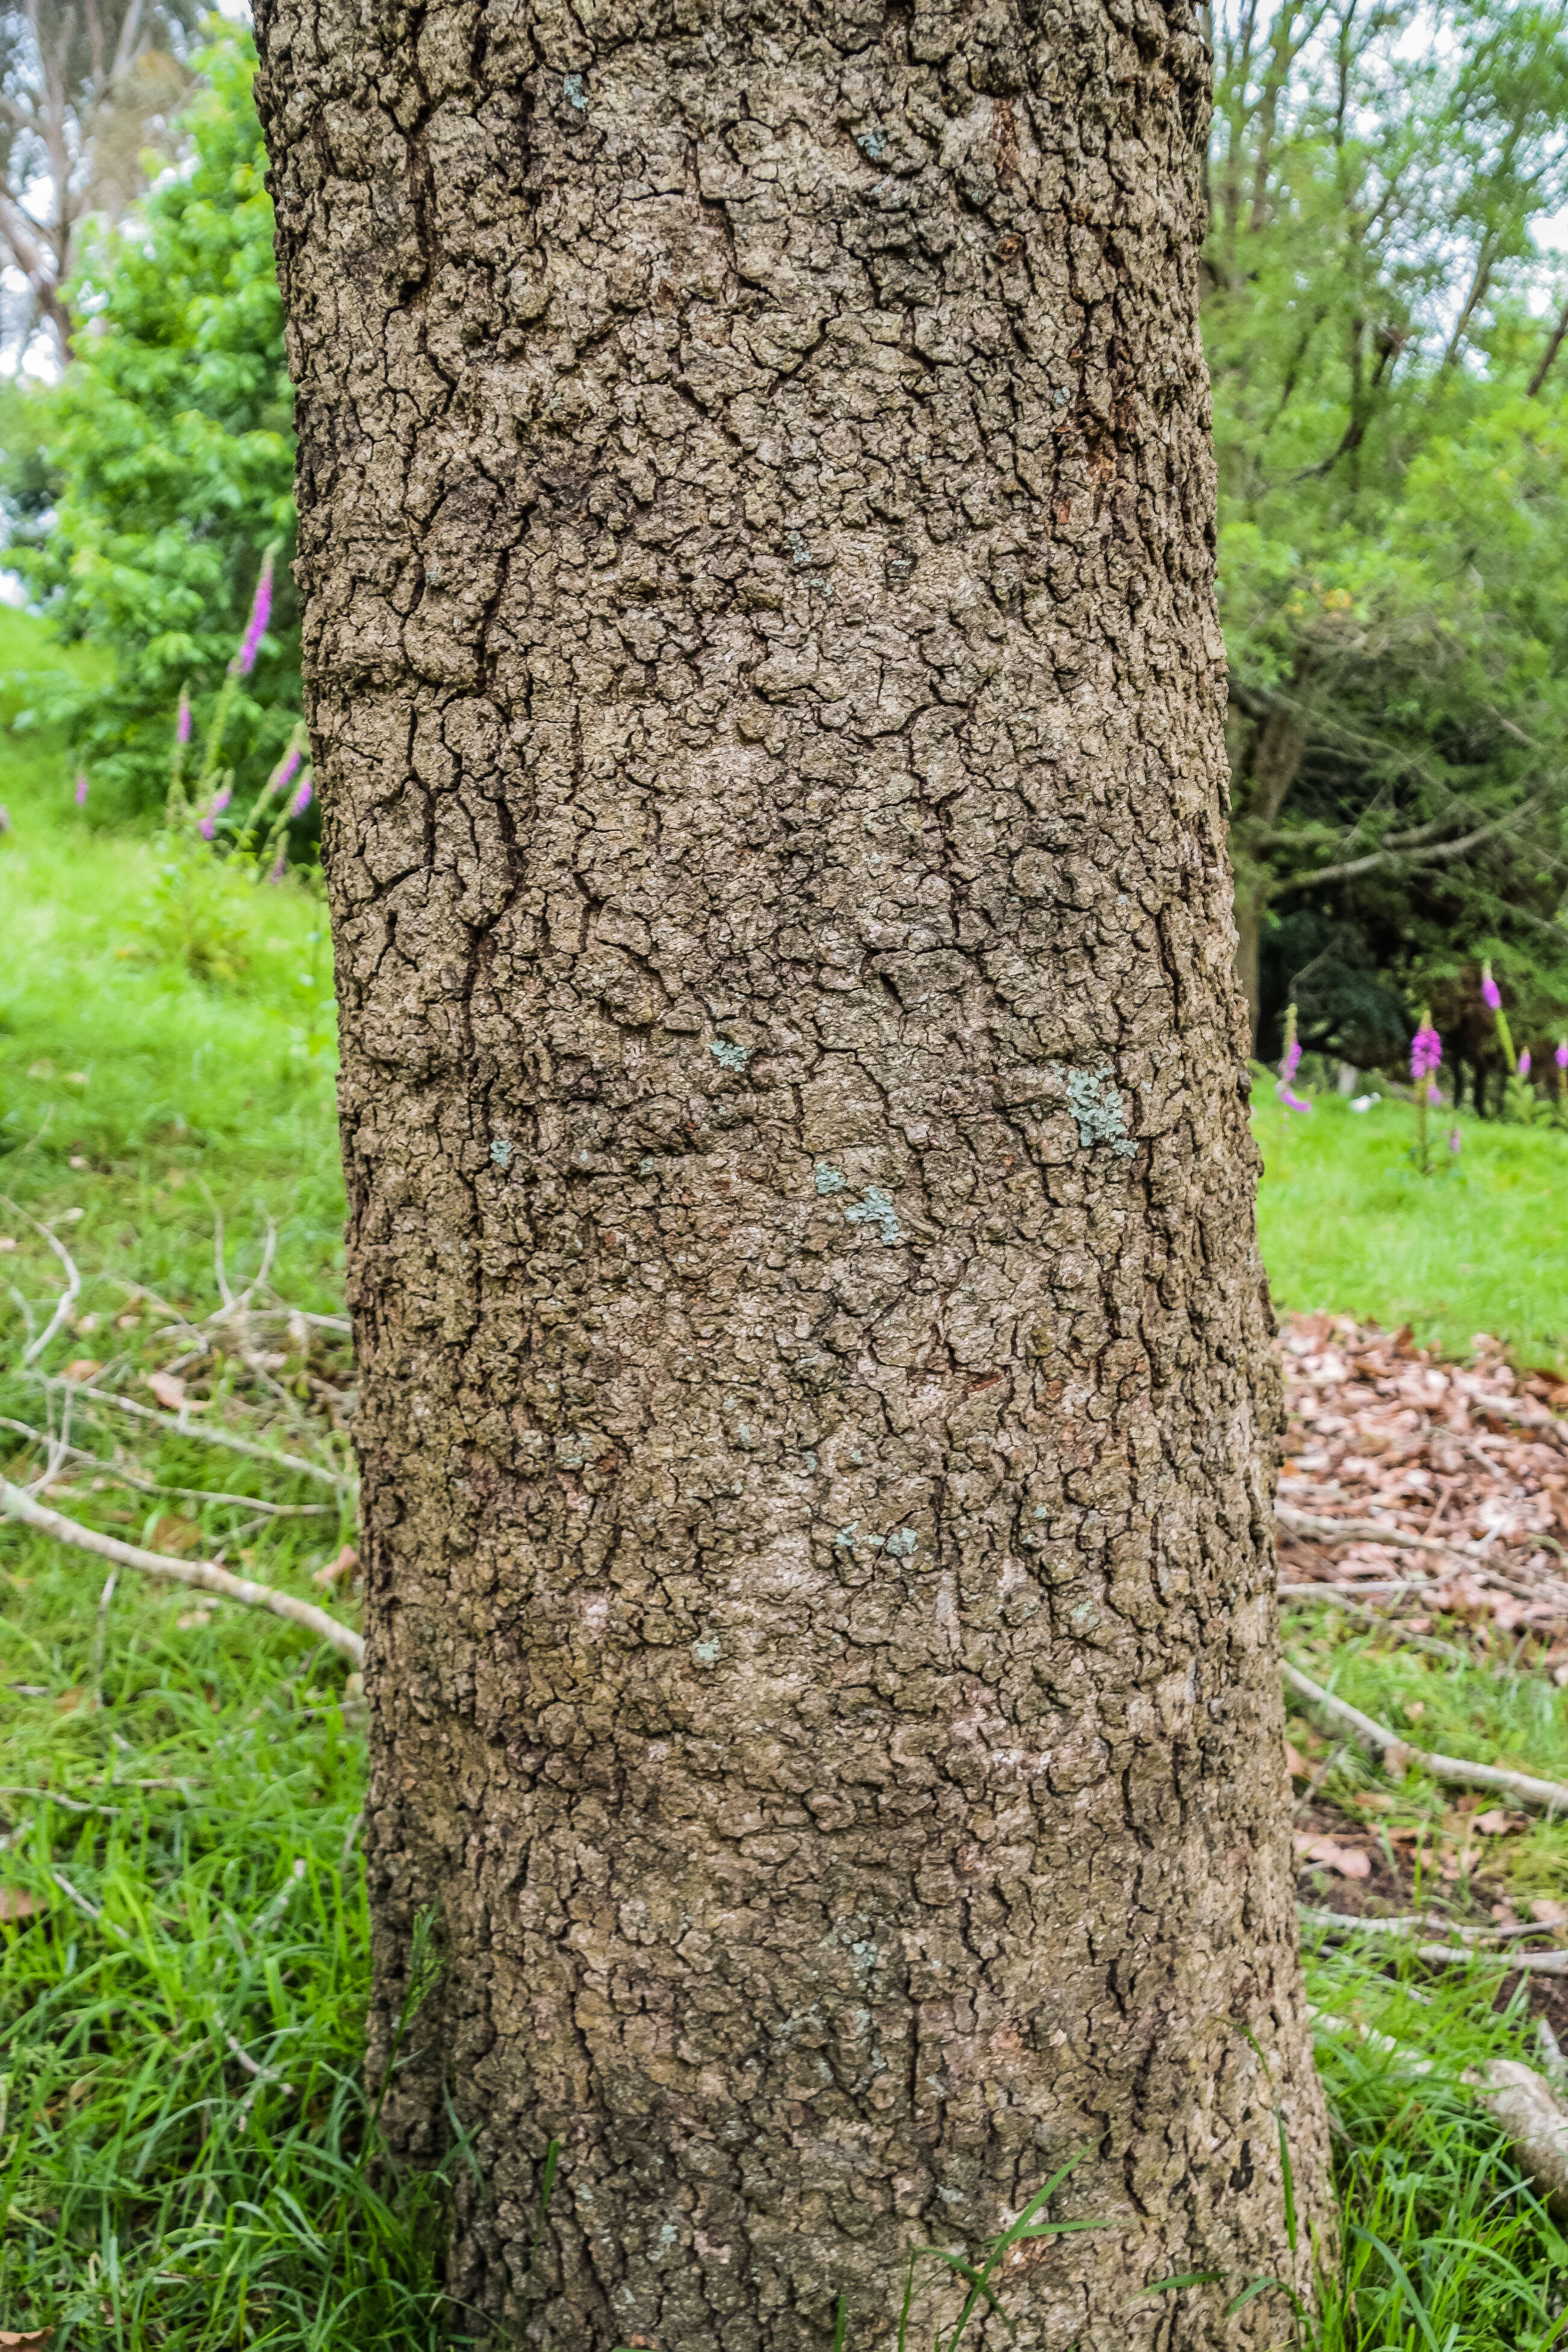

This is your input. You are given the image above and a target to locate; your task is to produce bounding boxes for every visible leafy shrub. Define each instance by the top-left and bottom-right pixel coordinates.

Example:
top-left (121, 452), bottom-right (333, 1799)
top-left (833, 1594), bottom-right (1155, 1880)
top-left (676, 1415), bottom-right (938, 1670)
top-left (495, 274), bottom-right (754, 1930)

top-left (16, 22), bottom-right (300, 824)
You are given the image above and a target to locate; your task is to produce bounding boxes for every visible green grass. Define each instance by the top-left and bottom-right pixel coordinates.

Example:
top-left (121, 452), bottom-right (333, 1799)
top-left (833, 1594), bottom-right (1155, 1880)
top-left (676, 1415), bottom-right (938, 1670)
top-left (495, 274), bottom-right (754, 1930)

top-left (2, 603), bottom-right (1567, 2345)
top-left (1255, 1086), bottom-right (1568, 1372)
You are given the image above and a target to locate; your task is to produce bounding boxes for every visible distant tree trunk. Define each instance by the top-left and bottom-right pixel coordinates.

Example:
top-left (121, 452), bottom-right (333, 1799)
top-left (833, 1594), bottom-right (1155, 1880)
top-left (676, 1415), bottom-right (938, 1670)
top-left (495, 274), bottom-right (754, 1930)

top-left (1234, 885), bottom-right (1266, 1057)
top-left (1228, 686), bottom-right (1308, 1049)
top-left (255, 2), bottom-right (1331, 2344)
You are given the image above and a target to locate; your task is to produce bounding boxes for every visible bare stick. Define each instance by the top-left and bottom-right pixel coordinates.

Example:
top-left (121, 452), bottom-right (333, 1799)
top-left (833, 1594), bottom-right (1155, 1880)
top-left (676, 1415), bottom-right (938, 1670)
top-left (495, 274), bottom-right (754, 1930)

top-left (0, 1787), bottom-right (122, 1814)
top-left (1, 1477), bottom-right (364, 1665)
top-left (1300, 1903), bottom-right (1561, 1947)
top-left (1284, 1660), bottom-right (1568, 1814)
top-left (90, 1568), bottom-right (117, 1708)
top-left (1283, 1502), bottom-right (1496, 1564)
top-left (1279, 1504), bottom-right (1568, 1611)
top-left (3, 1202), bottom-right (82, 1370)
top-left (1279, 1585), bottom-right (1474, 1661)
top-left (0, 1420), bottom-right (334, 1516)
top-left (1302, 1908), bottom-right (1568, 1976)
top-left (21, 1372), bottom-right (352, 1493)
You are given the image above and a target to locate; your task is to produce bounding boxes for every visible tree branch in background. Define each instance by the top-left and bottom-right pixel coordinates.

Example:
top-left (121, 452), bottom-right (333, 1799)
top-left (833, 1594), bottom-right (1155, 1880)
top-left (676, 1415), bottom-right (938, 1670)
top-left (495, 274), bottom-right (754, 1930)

top-left (1272, 800), bottom-right (1541, 897)
top-left (1529, 290), bottom-right (1568, 398)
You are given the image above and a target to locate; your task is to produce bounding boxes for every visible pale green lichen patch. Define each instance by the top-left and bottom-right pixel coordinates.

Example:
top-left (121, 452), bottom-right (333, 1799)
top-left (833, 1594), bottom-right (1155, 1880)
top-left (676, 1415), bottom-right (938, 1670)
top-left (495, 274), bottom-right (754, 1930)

top-left (562, 72), bottom-right (586, 108)
top-left (815, 1162), bottom-right (847, 1194)
top-left (845, 1184), bottom-right (901, 1244)
top-left (709, 1039), bottom-right (751, 1071)
top-left (1063, 1066), bottom-right (1136, 1158)
top-left (490, 1137), bottom-right (512, 1168)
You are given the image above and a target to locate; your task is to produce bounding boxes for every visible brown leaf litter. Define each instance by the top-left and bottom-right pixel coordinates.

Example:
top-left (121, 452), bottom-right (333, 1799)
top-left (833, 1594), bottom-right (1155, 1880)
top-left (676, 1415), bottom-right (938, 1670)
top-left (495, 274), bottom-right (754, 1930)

top-left (1278, 1310), bottom-right (1568, 1659)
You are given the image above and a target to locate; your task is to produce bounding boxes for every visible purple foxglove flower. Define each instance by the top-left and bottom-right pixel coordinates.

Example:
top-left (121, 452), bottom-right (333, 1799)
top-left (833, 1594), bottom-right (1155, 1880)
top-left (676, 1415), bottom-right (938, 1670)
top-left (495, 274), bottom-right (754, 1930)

top-left (1558, 1040), bottom-right (1568, 1072)
top-left (199, 815), bottom-right (216, 841)
top-left (234, 551), bottom-right (274, 677)
top-left (1277, 1085), bottom-right (1312, 1114)
top-left (268, 850), bottom-right (287, 884)
top-left (270, 745), bottom-right (302, 796)
top-left (176, 690), bottom-right (192, 746)
top-left (1448, 1128), bottom-right (1462, 1154)
top-left (1519, 1048), bottom-right (1532, 1079)
top-left (1428, 1083), bottom-right (1442, 1105)
top-left (74, 771), bottom-right (89, 807)
top-left (1281, 1034), bottom-right (1302, 1084)
top-left (1482, 964), bottom-right (1502, 1012)
top-left (210, 785), bottom-right (231, 818)
top-left (1410, 1023), bottom-right (1442, 1080)
top-left (289, 774), bottom-right (313, 820)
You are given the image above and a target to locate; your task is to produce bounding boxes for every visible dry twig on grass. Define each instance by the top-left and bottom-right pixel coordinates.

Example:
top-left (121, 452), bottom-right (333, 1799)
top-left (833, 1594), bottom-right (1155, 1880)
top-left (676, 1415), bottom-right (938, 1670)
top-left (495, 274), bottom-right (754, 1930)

top-left (0, 1478), bottom-right (363, 1666)
top-left (1284, 1660), bottom-right (1568, 1814)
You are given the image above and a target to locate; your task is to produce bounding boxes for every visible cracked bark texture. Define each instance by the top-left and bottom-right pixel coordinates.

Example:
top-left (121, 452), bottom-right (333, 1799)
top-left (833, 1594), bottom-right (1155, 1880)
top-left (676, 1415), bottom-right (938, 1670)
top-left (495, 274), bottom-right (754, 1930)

top-left (253, 0), bottom-right (1331, 2342)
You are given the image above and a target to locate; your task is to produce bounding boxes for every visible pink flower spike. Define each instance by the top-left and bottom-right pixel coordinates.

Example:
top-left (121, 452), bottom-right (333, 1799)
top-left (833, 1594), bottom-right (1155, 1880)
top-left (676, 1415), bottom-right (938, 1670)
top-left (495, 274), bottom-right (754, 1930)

top-left (1410, 1022), bottom-right (1442, 1080)
top-left (176, 691), bottom-right (191, 746)
top-left (198, 816), bottom-right (216, 841)
top-left (270, 745), bottom-right (302, 795)
top-left (1482, 963), bottom-right (1502, 1012)
top-left (74, 771), bottom-right (89, 807)
top-left (1558, 1040), bottom-right (1568, 1071)
top-left (1448, 1128), bottom-right (1462, 1154)
top-left (1277, 1085), bottom-right (1312, 1115)
top-left (234, 550), bottom-right (275, 677)
top-left (289, 775), bottom-right (313, 820)
top-left (210, 785), bottom-right (231, 818)
top-left (1428, 1083), bottom-right (1442, 1106)
top-left (1519, 1048), bottom-right (1532, 1079)
top-left (268, 850), bottom-right (287, 883)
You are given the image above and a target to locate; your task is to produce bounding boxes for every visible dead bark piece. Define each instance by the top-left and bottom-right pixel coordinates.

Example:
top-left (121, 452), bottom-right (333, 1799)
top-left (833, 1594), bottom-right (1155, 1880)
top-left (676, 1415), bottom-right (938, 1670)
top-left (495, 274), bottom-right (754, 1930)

top-left (0, 1479), bottom-right (363, 1666)
top-left (1284, 1662), bottom-right (1568, 1814)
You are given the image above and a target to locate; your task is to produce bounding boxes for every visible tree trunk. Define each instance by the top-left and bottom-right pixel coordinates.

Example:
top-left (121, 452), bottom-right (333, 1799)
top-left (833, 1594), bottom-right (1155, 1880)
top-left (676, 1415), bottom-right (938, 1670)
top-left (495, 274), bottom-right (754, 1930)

top-left (254, 2), bottom-right (1331, 2344)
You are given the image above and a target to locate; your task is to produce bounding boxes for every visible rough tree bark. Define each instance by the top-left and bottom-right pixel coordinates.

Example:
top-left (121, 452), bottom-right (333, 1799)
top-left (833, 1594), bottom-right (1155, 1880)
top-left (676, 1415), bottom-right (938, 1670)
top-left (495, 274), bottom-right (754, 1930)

top-left (254, 2), bottom-right (1331, 2344)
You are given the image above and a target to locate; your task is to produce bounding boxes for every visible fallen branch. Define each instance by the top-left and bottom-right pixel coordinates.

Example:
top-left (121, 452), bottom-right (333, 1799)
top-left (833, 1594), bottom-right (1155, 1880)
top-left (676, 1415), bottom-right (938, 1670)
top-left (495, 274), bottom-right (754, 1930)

top-left (1283, 1502), bottom-right (1495, 1564)
top-left (1302, 1907), bottom-right (1568, 1972)
top-left (0, 1478), bottom-right (364, 1666)
top-left (1278, 1585), bottom-right (1473, 1661)
top-left (1278, 1504), bottom-right (1568, 1613)
top-left (23, 1372), bottom-right (352, 1493)
top-left (0, 1417), bottom-right (334, 1516)
top-left (1299, 1904), bottom-right (1554, 1947)
top-left (1284, 1660), bottom-right (1568, 1815)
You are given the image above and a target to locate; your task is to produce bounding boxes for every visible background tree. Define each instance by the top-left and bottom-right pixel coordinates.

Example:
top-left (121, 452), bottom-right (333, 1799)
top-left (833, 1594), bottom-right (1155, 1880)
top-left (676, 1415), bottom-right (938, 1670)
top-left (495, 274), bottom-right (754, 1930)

top-left (0, 0), bottom-right (199, 358)
top-left (255, 0), bottom-right (1329, 2345)
top-left (1209, 0), bottom-right (1568, 1061)
top-left (14, 24), bottom-right (300, 824)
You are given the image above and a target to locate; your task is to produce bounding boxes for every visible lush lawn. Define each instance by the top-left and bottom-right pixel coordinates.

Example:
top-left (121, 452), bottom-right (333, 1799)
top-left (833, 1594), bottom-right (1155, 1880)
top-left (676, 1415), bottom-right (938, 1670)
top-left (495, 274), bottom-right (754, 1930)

top-left (2, 603), bottom-right (1567, 2345)
top-left (1255, 1084), bottom-right (1568, 1373)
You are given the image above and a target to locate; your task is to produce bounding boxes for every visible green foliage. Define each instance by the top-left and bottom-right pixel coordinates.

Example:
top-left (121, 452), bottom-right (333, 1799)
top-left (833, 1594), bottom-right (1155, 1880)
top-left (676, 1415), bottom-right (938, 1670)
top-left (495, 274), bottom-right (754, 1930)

top-left (17, 20), bottom-right (299, 826)
top-left (1210, 0), bottom-right (1568, 1057)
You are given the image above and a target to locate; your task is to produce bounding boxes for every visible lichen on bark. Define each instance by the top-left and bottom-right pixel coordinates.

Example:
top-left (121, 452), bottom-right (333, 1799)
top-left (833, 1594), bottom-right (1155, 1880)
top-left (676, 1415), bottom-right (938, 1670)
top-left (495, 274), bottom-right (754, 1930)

top-left (253, 0), bottom-right (1333, 2342)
